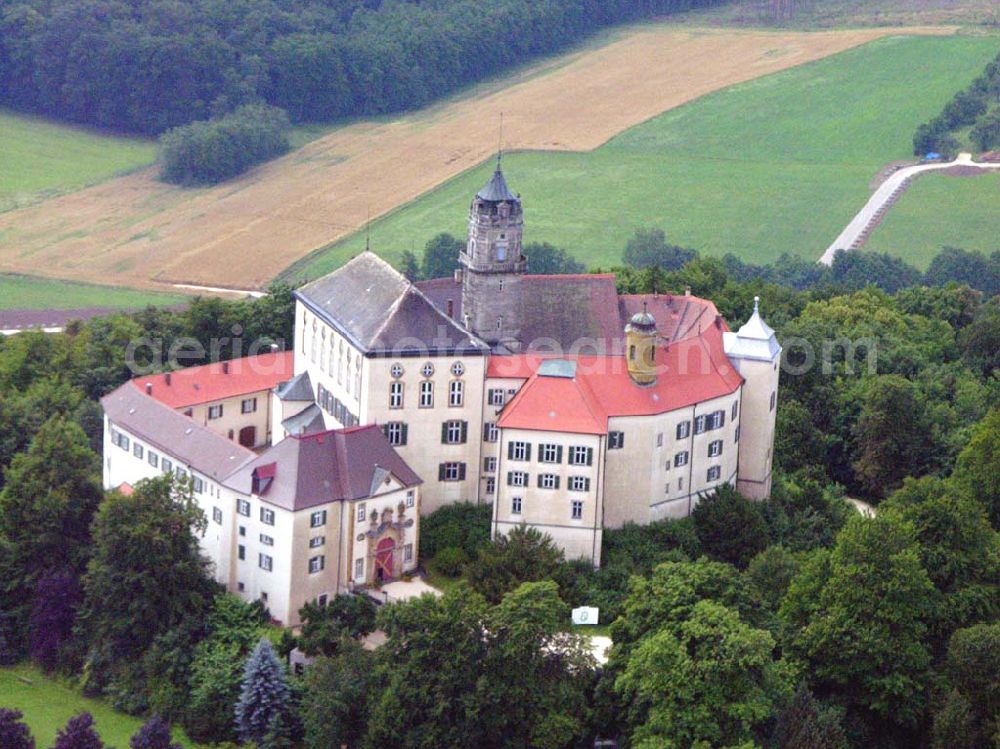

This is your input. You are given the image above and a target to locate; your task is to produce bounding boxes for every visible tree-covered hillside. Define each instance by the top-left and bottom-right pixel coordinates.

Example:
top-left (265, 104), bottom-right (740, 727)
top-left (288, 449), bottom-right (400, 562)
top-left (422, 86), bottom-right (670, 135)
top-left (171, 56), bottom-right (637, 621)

top-left (0, 0), bottom-right (722, 135)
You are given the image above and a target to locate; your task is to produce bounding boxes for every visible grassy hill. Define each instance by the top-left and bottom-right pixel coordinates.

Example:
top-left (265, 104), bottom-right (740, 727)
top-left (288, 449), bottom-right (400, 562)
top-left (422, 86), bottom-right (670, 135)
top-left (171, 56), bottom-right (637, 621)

top-left (0, 110), bottom-right (156, 212)
top-left (865, 170), bottom-right (1000, 268)
top-left (284, 33), bottom-right (1000, 281)
top-left (1, 663), bottom-right (200, 747)
top-left (0, 274), bottom-right (188, 311)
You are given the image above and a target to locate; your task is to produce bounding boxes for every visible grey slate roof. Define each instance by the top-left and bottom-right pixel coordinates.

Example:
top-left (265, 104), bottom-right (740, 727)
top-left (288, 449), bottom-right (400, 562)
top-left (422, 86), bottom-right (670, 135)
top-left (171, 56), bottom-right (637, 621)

top-left (295, 252), bottom-right (487, 356)
top-left (477, 166), bottom-right (519, 203)
top-left (102, 383), bottom-right (256, 482)
top-left (281, 403), bottom-right (325, 437)
top-left (223, 425), bottom-right (422, 512)
top-left (275, 371), bottom-right (313, 402)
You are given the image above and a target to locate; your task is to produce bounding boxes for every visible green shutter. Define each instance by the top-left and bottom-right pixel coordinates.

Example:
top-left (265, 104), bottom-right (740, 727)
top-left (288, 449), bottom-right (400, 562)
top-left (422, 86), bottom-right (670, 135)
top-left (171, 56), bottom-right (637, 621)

top-left (586, 447), bottom-right (593, 466)
top-left (438, 464), bottom-right (446, 481)
top-left (584, 478), bottom-right (591, 491)
top-left (508, 442), bottom-right (515, 459)
top-left (441, 422), bottom-right (449, 444)
top-left (401, 423), bottom-right (408, 445)
top-left (554, 476), bottom-right (561, 490)
top-left (507, 472), bottom-right (513, 486)
top-left (458, 463), bottom-right (466, 480)
top-left (525, 444), bottom-right (532, 461)
top-left (460, 421), bottom-right (468, 444)
top-left (537, 474), bottom-right (543, 488)
top-left (556, 446), bottom-right (563, 464)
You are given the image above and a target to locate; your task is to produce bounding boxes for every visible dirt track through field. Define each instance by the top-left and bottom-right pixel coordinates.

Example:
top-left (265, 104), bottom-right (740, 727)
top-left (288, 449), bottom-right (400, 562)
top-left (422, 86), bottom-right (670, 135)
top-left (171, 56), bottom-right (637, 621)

top-left (0, 25), bottom-right (955, 291)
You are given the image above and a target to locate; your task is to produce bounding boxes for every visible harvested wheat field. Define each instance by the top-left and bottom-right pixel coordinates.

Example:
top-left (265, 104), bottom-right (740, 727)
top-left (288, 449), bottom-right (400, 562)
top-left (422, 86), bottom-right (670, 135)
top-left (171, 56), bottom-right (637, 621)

top-left (0, 24), bottom-right (955, 291)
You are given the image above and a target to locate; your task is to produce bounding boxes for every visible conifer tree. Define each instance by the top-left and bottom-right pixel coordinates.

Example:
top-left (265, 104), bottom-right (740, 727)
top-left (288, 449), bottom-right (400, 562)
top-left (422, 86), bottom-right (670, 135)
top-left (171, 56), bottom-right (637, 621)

top-left (51, 713), bottom-right (103, 749)
top-left (0, 708), bottom-right (35, 749)
top-left (129, 716), bottom-right (181, 749)
top-left (235, 638), bottom-right (292, 749)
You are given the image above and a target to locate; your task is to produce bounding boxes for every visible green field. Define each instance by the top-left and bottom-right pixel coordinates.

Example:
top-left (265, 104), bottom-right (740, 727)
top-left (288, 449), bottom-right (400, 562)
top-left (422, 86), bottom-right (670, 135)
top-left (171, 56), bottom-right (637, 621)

top-left (283, 34), bottom-right (1000, 282)
top-left (865, 170), bottom-right (1000, 268)
top-left (0, 110), bottom-right (157, 211)
top-left (0, 274), bottom-right (189, 311)
top-left (0, 664), bottom-right (200, 747)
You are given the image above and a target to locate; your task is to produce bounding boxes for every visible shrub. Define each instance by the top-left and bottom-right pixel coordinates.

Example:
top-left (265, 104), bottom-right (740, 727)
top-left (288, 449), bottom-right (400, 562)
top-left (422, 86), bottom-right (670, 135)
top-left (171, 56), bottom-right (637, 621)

top-left (432, 546), bottom-right (469, 577)
top-left (692, 485), bottom-right (769, 568)
top-left (419, 502), bottom-right (492, 562)
top-left (0, 708), bottom-right (35, 749)
top-left (159, 105), bottom-right (291, 186)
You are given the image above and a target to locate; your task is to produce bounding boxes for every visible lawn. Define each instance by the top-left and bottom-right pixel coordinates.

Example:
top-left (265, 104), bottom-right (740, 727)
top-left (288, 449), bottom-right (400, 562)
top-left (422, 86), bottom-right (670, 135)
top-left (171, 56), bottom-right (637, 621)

top-left (0, 274), bottom-right (189, 311)
top-left (865, 170), bottom-right (1000, 269)
top-left (283, 34), bottom-right (1000, 282)
top-left (0, 663), bottom-right (201, 748)
top-left (0, 110), bottom-right (156, 211)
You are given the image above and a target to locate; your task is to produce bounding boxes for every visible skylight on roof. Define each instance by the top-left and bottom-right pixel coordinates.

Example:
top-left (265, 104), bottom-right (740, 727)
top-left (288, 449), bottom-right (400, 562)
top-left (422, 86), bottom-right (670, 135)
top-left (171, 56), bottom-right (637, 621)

top-left (538, 359), bottom-right (576, 379)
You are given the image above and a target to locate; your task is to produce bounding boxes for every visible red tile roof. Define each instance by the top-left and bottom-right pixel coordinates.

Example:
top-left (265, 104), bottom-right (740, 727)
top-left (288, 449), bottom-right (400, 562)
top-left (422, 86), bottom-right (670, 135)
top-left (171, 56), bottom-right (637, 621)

top-left (497, 325), bottom-right (743, 435)
top-left (132, 351), bottom-right (294, 409)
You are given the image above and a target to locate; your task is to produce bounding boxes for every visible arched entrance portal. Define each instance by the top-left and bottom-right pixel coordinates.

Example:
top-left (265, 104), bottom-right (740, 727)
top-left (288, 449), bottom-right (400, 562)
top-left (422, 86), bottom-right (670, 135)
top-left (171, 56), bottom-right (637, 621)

top-left (374, 537), bottom-right (395, 583)
top-left (238, 426), bottom-right (256, 448)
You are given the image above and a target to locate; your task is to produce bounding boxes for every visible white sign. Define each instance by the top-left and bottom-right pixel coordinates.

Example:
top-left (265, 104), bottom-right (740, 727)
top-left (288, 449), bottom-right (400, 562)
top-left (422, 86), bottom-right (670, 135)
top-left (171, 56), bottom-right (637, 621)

top-left (571, 606), bottom-right (600, 625)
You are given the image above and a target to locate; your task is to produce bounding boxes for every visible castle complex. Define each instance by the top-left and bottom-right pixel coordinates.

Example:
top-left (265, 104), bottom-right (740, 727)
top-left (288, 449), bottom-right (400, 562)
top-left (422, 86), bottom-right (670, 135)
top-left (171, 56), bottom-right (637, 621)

top-left (101, 160), bottom-right (780, 624)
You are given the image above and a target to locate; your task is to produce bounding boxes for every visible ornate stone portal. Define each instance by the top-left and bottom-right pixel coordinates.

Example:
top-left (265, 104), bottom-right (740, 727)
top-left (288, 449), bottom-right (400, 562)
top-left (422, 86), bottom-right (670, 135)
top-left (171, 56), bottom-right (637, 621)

top-left (357, 502), bottom-right (415, 585)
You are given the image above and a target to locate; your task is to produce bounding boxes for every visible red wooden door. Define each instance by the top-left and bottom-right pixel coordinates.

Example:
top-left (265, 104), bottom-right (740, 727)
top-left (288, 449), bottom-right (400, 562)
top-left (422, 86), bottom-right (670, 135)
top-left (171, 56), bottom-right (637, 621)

top-left (375, 537), bottom-right (395, 582)
top-left (238, 426), bottom-right (256, 448)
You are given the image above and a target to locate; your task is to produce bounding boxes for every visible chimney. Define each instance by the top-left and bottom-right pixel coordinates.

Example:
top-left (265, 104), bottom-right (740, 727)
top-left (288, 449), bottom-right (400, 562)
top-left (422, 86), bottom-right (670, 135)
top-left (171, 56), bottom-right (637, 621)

top-left (145, 383), bottom-right (153, 395)
top-left (684, 286), bottom-right (691, 297)
top-left (165, 372), bottom-right (172, 386)
top-left (454, 268), bottom-right (463, 283)
top-left (223, 361), bottom-right (229, 375)
top-left (446, 299), bottom-right (454, 318)
top-left (714, 314), bottom-right (723, 329)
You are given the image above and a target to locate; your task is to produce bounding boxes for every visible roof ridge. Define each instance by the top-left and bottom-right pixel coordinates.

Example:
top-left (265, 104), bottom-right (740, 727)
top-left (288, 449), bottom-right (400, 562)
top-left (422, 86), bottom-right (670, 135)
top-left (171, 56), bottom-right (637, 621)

top-left (406, 279), bottom-right (490, 349)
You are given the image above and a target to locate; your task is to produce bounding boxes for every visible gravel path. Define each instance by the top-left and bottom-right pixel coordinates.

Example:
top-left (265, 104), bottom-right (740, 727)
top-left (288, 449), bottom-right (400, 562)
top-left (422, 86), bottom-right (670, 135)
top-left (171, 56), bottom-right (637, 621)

top-left (820, 152), bottom-right (1000, 265)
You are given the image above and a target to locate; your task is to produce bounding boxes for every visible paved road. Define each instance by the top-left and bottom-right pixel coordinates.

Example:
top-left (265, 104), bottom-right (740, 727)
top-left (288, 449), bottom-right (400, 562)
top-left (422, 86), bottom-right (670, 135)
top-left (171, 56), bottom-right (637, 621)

top-left (820, 153), bottom-right (1000, 265)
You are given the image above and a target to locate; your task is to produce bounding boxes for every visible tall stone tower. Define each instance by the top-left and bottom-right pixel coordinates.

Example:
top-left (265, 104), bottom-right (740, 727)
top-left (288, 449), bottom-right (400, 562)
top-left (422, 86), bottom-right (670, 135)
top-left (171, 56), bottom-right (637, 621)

top-left (625, 305), bottom-right (658, 387)
top-left (460, 156), bottom-right (526, 350)
top-left (723, 297), bottom-right (781, 500)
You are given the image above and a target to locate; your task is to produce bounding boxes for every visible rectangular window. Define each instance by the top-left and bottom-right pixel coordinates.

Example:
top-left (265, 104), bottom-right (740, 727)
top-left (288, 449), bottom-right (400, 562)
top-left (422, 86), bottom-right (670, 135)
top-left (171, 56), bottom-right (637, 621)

top-left (241, 398), bottom-right (258, 414)
top-left (679, 477), bottom-right (684, 491)
top-left (238, 544), bottom-right (246, 560)
top-left (212, 507), bottom-right (223, 524)
top-left (406, 490), bottom-right (415, 508)
top-left (708, 440), bottom-right (723, 458)
top-left (237, 498), bottom-right (250, 517)
top-left (310, 510), bottom-right (327, 528)
top-left (177, 467), bottom-right (188, 480)
top-left (419, 381), bottom-right (434, 408)
top-left (731, 401), bottom-right (739, 420)
top-left (484, 422), bottom-right (499, 442)
top-left (438, 462), bottom-right (466, 482)
top-left (208, 404), bottom-right (223, 420)
top-left (355, 558), bottom-right (364, 579)
top-left (507, 471), bottom-right (528, 487)
top-left (449, 380), bottom-right (464, 407)
top-left (259, 554), bottom-right (273, 572)
top-left (571, 500), bottom-right (583, 520)
top-left (656, 433), bottom-right (663, 448)
top-left (770, 391), bottom-right (776, 411)
top-left (538, 473), bottom-right (559, 490)
top-left (119, 434), bottom-right (130, 451)
top-left (239, 525), bottom-right (246, 537)
top-left (148, 451), bottom-right (159, 468)
top-left (260, 534), bottom-right (274, 546)
top-left (383, 422), bottom-right (408, 446)
top-left (674, 451), bottom-right (689, 468)
top-left (357, 504), bottom-right (366, 522)
top-left (260, 507), bottom-right (275, 526)
top-left (508, 441), bottom-right (530, 461)
top-left (569, 476), bottom-right (590, 492)
top-left (694, 415), bottom-right (707, 434)
top-left (133, 442), bottom-right (144, 459)
top-left (608, 431), bottom-right (624, 449)
top-left (484, 456), bottom-right (497, 473)
top-left (389, 381), bottom-right (403, 409)
top-left (511, 496), bottom-right (522, 514)
top-left (539, 444), bottom-right (563, 464)
top-left (308, 556), bottom-right (325, 574)
top-left (676, 421), bottom-right (690, 440)
top-left (488, 389), bottom-right (505, 407)
top-left (710, 410), bottom-right (726, 430)
top-left (404, 544), bottom-right (413, 562)
top-left (193, 477), bottom-right (205, 494)
top-left (569, 446), bottom-right (593, 466)
top-left (310, 536), bottom-right (325, 548)
top-left (162, 457), bottom-right (172, 473)
top-left (442, 420), bottom-right (468, 445)
top-left (485, 477), bottom-right (496, 495)
top-left (707, 466), bottom-right (722, 482)
top-left (735, 425), bottom-right (741, 443)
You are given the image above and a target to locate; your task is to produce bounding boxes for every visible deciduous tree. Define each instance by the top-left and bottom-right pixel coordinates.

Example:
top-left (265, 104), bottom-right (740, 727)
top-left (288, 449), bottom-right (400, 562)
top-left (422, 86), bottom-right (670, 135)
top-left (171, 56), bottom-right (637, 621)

top-left (0, 709), bottom-right (35, 749)
top-left (129, 716), bottom-right (181, 749)
top-left (52, 713), bottom-right (104, 749)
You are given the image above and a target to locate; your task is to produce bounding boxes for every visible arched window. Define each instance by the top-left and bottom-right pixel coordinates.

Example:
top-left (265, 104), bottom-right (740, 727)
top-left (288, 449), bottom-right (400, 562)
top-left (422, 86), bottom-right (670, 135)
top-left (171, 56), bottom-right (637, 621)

top-left (629, 345), bottom-right (636, 361)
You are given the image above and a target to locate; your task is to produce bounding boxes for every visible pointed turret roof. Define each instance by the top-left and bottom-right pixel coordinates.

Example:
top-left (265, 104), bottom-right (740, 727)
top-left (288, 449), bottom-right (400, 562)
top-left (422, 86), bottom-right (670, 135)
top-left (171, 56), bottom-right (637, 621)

top-left (476, 155), bottom-right (519, 203)
top-left (723, 296), bottom-right (781, 362)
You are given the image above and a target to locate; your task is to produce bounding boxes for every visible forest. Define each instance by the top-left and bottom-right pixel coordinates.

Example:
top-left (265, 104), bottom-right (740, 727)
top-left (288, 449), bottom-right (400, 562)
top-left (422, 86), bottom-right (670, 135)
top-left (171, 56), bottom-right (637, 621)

top-left (0, 233), bottom-right (998, 748)
top-left (0, 0), bottom-right (722, 135)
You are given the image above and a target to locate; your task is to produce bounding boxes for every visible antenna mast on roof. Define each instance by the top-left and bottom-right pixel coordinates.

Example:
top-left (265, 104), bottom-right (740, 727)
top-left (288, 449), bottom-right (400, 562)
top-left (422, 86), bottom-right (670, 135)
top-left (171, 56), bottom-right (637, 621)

top-left (497, 111), bottom-right (504, 170)
top-left (365, 206), bottom-right (371, 252)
